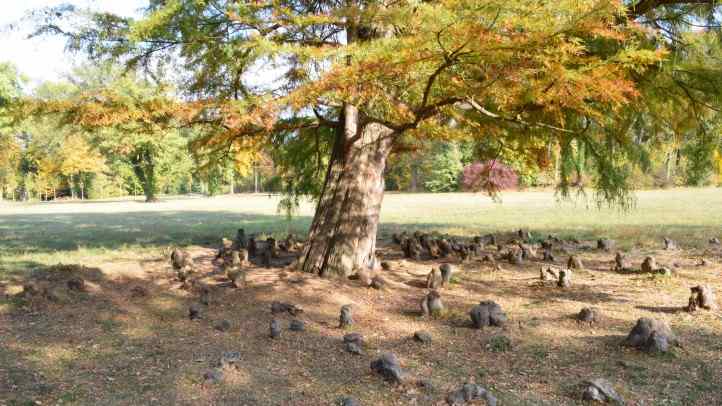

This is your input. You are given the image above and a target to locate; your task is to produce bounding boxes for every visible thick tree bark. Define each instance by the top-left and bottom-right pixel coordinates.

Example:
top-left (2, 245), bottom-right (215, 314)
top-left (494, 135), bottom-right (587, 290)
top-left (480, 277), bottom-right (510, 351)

top-left (299, 106), bottom-right (394, 277)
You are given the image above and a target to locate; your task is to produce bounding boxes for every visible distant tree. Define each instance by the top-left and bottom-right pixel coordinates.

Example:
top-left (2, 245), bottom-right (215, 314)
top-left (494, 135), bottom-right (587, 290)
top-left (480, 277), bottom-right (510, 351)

top-left (57, 134), bottom-right (105, 199)
top-left (683, 130), bottom-right (718, 186)
top-left (0, 134), bottom-right (21, 199)
top-left (424, 142), bottom-right (463, 192)
top-left (0, 62), bottom-right (24, 199)
top-left (462, 160), bottom-right (518, 196)
top-left (24, 64), bottom-right (195, 202)
top-left (34, 157), bottom-right (61, 200)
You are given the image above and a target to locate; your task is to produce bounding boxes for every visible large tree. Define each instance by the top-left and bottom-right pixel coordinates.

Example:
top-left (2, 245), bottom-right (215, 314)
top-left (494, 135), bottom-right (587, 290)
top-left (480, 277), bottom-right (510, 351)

top-left (34, 0), bottom-right (722, 277)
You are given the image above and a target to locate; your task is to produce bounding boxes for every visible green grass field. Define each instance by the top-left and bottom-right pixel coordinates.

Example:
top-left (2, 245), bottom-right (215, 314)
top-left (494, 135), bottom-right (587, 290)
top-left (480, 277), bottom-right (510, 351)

top-left (1, 188), bottom-right (720, 269)
top-left (1, 188), bottom-right (721, 405)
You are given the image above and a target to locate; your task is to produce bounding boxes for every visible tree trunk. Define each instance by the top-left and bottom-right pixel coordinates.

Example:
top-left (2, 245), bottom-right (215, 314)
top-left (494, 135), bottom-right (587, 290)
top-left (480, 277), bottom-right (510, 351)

top-left (253, 165), bottom-right (259, 193)
top-left (410, 161), bottom-right (419, 192)
top-left (140, 168), bottom-right (157, 202)
top-left (70, 174), bottom-right (76, 199)
top-left (130, 147), bottom-right (159, 203)
top-left (298, 106), bottom-right (394, 277)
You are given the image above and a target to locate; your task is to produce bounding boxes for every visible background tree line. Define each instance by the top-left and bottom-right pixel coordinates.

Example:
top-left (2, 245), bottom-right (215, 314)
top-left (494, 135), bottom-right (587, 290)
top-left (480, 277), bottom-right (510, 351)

top-left (2, 57), bottom-right (721, 202)
top-left (0, 63), bottom-right (281, 201)
top-left (386, 137), bottom-right (722, 193)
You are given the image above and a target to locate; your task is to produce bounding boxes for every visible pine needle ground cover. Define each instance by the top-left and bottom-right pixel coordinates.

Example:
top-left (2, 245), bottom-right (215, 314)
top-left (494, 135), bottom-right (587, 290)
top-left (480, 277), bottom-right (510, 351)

top-left (1, 189), bottom-right (721, 405)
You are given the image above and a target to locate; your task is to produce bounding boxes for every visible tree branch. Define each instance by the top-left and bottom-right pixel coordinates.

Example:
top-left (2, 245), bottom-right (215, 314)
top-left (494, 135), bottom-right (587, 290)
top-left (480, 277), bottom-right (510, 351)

top-left (465, 97), bottom-right (578, 134)
top-left (627, 0), bottom-right (714, 19)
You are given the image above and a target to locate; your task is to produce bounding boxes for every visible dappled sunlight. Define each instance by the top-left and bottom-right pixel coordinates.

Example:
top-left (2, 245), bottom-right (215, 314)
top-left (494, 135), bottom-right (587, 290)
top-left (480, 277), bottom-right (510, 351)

top-left (2, 190), bottom-right (722, 261)
top-left (1, 245), bottom-right (719, 404)
top-left (33, 345), bottom-right (78, 374)
top-left (1, 193), bottom-right (721, 404)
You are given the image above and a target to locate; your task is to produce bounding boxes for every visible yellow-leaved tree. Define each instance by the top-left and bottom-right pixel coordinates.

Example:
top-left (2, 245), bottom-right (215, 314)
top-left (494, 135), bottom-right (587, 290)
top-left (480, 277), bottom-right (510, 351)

top-left (57, 134), bottom-right (106, 199)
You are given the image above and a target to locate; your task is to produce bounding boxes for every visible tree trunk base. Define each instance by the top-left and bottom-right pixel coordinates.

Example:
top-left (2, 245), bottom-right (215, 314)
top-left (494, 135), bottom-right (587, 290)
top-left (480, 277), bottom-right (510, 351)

top-left (299, 119), bottom-right (393, 278)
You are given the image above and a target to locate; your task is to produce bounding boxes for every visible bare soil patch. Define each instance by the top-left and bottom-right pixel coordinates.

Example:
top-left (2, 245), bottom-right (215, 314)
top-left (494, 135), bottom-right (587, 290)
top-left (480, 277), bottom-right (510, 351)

top-left (2, 233), bottom-right (721, 405)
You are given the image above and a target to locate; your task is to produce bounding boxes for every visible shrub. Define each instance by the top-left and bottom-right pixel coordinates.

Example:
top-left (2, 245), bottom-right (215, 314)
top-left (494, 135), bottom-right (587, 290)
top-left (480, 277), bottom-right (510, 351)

top-left (462, 160), bottom-right (518, 195)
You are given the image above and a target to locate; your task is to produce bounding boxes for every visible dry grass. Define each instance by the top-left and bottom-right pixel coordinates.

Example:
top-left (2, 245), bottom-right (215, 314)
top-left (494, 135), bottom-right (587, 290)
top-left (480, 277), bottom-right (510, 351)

top-left (1, 189), bottom-right (721, 405)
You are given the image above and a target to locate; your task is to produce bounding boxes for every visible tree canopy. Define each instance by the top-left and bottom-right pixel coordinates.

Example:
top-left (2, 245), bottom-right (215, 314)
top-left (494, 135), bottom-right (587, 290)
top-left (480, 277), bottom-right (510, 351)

top-left (31, 0), bottom-right (719, 196)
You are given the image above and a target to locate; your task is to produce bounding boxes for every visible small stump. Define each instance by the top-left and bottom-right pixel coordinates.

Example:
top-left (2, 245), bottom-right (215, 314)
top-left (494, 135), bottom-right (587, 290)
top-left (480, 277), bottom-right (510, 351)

top-left (470, 301), bottom-right (507, 329)
top-left (339, 304), bottom-right (354, 328)
top-left (581, 378), bottom-right (625, 404)
top-left (269, 319), bottom-right (281, 339)
top-left (624, 318), bottom-right (677, 353)
top-left (567, 255), bottom-right (584, 270)
top-left (343, 332), bottom-right (364, 355)
top-left (597, 239), bottom-right (615, 251)
top-left (577, 307), bottom-right (600, 323)
top-left (214, 319), bottom-right (231, 332)
top-left (370, 353), bottom-right (405, 384)
top-left (557, 269), bottom-right (572, 288)
top-left (446, 383), bottom-right (497, 405)
top-left (687, 285), bottom-right (718, 312)
top-left (289, 319), bottom-right (305, 332)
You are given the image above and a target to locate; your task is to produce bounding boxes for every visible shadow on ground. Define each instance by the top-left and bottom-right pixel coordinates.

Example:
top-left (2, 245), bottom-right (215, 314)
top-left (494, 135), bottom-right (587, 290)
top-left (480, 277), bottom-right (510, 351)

top-left (1, 205), bottom-right (721, 257)
top-left (0, 211), bottom-right (312, 255)
top-left (1, 241), bottom-right (721, 405)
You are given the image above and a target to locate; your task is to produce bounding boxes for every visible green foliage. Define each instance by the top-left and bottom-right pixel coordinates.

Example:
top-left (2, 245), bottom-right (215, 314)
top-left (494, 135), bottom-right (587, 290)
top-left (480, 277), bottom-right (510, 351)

top-left (31, 63), bottom-right (201, 201)
top-left (204, 164), bottom-right (224, 197)
top-left (271, 125), bottom-right (334, 201)
top-left (156, 131), bottom-right (195, 194)
top-left (424, 142), bottom-right (463, 192)
top-left (0, 62), bottom-right (24, 112)
top-left (0, 62), bottom-right (25, 198)
top-left (34, 0), bottom-right (668, 200)
top-left (682, 130), bottom-right (718, 186)
top-left (85, 173), bottom-right (109, 200)
top-left (385, 145), bottom-right (424, 192)
top-left (386, 140), bottom-right (481, 192)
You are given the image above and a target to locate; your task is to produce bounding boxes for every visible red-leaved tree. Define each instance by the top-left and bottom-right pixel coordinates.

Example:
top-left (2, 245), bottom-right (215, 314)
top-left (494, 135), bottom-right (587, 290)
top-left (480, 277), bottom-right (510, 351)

top-left (462, 160), bottom-right (518, 195)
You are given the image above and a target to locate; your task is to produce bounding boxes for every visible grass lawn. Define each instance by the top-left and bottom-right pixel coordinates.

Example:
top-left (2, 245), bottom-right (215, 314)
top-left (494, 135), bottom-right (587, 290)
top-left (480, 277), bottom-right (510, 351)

top-left (0, 189), bottom-right (721, 405)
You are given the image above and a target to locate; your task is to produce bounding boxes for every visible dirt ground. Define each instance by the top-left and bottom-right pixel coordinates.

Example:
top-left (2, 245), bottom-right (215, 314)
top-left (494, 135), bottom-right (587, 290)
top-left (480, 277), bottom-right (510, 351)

top-left (2, 231), bottom-right (721, 405)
